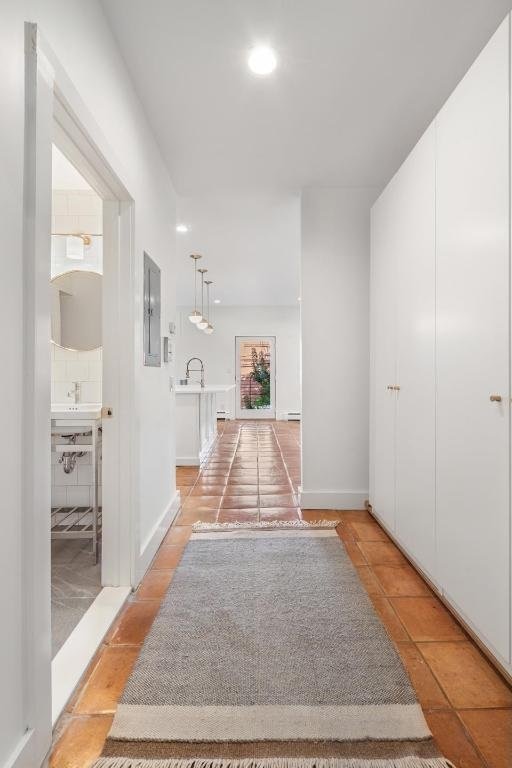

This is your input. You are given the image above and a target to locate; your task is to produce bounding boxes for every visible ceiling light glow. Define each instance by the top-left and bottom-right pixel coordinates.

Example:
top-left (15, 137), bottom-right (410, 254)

top-left (176, 224), bottom-right (189, 233)
top-left (214, 299), bottom-right (221, 304)
top-left (248, 46), bottom-right (277, 75)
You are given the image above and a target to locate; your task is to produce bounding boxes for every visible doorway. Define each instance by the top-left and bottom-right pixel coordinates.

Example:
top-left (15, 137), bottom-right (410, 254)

top-left (50, 146), bottom-right (104, 658)
top-left (235, 336), bottom-right (276, 419)
top-left (23, 25), bottom-right (135, 752)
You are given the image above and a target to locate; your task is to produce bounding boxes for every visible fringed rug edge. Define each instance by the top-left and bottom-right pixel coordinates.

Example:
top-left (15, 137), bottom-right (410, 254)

top-left (192, 520), bottom-right (340, 531)
top-left (92, 756), bottom-right (456, 768)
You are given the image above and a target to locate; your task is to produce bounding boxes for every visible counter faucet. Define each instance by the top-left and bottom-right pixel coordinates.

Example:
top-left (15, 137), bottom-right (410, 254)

top-left (67, 381), bottom-right (82, 404)
top-left (186, 358), bottom-right (205, 388)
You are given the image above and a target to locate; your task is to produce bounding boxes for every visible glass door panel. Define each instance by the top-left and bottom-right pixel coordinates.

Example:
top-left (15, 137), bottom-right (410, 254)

top-left (235, 337), bottom-right (276, 419)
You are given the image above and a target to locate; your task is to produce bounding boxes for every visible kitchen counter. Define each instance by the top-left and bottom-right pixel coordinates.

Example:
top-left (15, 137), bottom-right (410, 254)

top-left (175, 384), bottom-right (235, 394)
top-left (175, 384), bottom-right (235, 465)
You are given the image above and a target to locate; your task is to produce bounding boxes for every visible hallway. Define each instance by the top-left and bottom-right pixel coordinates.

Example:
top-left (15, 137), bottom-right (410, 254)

top-left (177, 421), bottom-right (302, 523)
top-left (6, 6), bottom-right (512, 768)
top-left (50, 421), bottom-right (511, 768)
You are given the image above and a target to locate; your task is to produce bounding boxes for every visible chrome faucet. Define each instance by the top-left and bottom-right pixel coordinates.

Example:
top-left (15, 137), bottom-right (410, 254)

top-left (67, 381), bottom-right (82, 404)
top-left (186, 358), bottom-right (205, 388)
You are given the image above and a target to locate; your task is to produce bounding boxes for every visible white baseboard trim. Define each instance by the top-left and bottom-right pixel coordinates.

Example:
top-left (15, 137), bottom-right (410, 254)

top-left (136, 490), bottom-right (181, 583)
top-left (52, 585), bottom-right (130, 725)
top-left (277, 411), bottom-right (301, 421)
top-left (299, 489), bottom-right (368, 510)
top-left (176, 456), bottom-right (200, 466)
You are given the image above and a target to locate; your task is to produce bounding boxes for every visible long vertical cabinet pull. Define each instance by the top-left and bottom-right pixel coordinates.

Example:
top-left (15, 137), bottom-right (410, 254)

top-left (435, 19), bottom-right (510, 665)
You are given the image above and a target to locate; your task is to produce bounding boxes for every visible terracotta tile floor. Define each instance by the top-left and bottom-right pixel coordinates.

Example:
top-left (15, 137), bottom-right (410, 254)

top-left (51, 420), bottom-right (511, 768)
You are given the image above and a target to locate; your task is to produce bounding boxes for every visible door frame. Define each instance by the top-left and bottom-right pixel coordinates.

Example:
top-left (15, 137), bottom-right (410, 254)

top-left (19, 24), bottom-right (135, 768)
top-left (235, 336), bottom-right (276, 419)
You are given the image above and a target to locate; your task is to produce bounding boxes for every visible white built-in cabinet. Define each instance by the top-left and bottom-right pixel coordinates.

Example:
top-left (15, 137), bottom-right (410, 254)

top-left (370, 16), bottom-right (511, 675)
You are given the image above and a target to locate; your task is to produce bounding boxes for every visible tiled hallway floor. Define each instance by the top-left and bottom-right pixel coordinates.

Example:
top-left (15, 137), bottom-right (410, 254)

top-left (51, 421), bottom-right (511, 768)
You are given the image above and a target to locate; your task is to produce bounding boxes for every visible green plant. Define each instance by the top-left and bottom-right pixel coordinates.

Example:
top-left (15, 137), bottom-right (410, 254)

top-left (249, 347), bottom-right (271, 408)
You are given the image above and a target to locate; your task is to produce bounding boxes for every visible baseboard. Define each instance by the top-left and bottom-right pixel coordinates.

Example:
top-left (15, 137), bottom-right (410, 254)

top-left (277, 411), bottom-right (301, 421)
top-left (299, 489), bottom-right (368, 509)
top-left (135, 490), bottom-right (181, 583)
top-left (176, 457), bottom-right (200, 466)
top-left (52, 586), bottom-right (130, 725)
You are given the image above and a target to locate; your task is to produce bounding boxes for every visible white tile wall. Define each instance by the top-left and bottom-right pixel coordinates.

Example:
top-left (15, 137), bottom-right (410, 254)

top-left (50, 436), bottom-right (101, 508)
top-left (51, 189), bottom-right (103, 509)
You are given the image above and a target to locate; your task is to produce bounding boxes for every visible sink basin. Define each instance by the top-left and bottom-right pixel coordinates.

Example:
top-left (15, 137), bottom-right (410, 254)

top-left (51, 403), bottom-right (102, 420)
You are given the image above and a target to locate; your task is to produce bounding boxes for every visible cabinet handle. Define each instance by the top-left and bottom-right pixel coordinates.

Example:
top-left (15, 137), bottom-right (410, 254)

top-left (394, 385), bottom-right (401, 391)
top-left (387, 385), bottom-right (394, 390)
top-left (490, 394), bottom-right (502, 402)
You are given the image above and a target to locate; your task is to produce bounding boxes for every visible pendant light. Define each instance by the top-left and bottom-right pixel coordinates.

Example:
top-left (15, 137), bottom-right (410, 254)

top-left (204, 280), bottom-right (214, 334)
top-left (188, 254), bottom-right (203, 324)
top-left (197, 268), bottom-right (209, 329)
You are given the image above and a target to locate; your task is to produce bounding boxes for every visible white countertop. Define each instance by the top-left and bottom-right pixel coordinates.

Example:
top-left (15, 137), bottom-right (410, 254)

top-left (175, 384), bottom-right (235, 394)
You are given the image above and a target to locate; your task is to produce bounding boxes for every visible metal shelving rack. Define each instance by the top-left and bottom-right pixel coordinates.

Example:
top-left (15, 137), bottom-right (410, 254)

top-left (51, 419), bottom-right (102, 562)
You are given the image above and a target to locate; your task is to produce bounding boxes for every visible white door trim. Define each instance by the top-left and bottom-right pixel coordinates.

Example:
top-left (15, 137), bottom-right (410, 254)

top-left (19, 23), bottom-right (136, 768)
top-left (235, 336), bottom-right (276, 419)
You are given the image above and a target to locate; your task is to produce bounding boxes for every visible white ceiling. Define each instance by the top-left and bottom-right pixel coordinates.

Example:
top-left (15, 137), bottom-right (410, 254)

top-left (101, 0), bottom-right (511, 306)
top-left (176, 195), bottom-right (300, 306)
top-left (102, 0), bottom-right (511, 194)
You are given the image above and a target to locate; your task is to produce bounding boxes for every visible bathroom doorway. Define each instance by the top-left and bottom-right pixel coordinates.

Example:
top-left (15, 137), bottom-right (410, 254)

top-left (47, 135), bottom-right (133, 721)
top-left (50, 147), bottom-right (104, 658)
top-left (22, 26), bottom-right (136, 746)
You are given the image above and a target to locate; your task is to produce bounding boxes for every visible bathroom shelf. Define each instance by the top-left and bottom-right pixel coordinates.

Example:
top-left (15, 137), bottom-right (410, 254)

top-left (51, 505), bottom-right (103, 539)
top-left (53, 443), bottom-right (94, 452)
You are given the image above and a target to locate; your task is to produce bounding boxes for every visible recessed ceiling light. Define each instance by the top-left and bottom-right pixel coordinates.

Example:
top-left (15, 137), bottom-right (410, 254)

top-left (214, 299), bottom-right (221, 304)
top-left (176, 224), bottom-right (189, 233)
top-left (297, 297), bottom-right (301, 302)
top-left (248, 46), bottom-right (277, 76)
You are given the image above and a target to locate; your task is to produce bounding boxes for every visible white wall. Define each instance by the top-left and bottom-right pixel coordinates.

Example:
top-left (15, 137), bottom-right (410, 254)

top-left (1, 1), bottom-right (177, 765)
top-left (300, 188), bottom-right (375, 509)
top-left (175, 306), bottom-right (301, 419)
top-left (176, 195), bottom-right (301, 306)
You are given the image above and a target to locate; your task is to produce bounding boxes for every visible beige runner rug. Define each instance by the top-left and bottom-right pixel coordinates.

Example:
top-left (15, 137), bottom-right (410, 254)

top-left (93, 521), bottom-right (451, 768)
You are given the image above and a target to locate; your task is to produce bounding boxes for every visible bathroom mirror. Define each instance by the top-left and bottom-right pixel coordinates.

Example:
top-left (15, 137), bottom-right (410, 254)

top-left (51, 270), bottom-right (102, 351)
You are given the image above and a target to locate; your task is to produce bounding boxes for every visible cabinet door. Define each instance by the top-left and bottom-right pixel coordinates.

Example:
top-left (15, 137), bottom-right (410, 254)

top-left (436, 19), bottom-right (510, 661)
top-left (370, 189), bottom-right (397, 531)
top-left (395, 125), bottom-right (437, 581)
